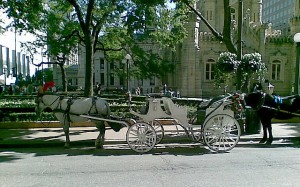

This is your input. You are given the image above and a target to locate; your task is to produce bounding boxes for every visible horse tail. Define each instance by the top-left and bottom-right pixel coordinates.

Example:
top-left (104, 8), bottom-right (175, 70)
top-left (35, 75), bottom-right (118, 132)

top-left (107, 121), bottom-right (124, 132)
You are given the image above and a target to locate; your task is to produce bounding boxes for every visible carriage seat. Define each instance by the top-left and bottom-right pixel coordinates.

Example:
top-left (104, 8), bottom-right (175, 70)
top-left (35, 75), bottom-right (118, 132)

top-left (198, 95), bottom-right (226, 110)
top-left (130, 97), bottom-right (171, 123)
top-left (162, 97), bottom-right (189, 125)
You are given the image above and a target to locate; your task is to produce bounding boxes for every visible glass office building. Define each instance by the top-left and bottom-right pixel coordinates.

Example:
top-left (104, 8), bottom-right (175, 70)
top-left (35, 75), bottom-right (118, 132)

top-left (262, 0), bottom-right (294, 35)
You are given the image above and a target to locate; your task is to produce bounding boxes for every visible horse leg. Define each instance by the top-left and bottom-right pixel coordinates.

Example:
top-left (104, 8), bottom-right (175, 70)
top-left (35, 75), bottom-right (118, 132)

top-left (259, 125), bottom-right (267, 144)
top-left (95, 121), bottom-right (105, 149)
top-left (62, 118), bottom-right (71, 148)
top-left (259, 117), bottom-right (273, 144)
top-left (55, 113), bottom-right (71, 148)
top-left (266, 124), bottom-right (273, 145)
top-left (263, 117), bottom-right (273, 145)
top-left (259, 119), bottom-right (268, 144)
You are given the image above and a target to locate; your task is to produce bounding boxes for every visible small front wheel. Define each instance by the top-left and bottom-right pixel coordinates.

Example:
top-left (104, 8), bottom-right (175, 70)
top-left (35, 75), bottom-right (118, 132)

top-left (126, 122), bottom-right (157, 153)
top-left (203, 114), bottom-right (241, 152)
top-left (151, 120), bottom-right (164, 144)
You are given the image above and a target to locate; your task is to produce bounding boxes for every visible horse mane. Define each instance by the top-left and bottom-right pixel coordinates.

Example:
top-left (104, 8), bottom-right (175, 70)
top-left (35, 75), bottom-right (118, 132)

top-left (244, 91), bottom-right (266, 109)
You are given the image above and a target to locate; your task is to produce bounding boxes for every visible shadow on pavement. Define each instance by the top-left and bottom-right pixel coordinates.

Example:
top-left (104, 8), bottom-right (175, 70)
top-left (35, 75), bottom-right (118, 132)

top-left (0, 143), bottom-right (215, 163)
top-left (2, 138), bottom-right (300, 164)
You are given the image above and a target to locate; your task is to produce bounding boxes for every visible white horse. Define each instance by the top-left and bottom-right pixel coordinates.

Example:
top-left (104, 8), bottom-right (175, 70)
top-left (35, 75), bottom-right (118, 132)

top-left (35, 93), bottom-right (123, 148)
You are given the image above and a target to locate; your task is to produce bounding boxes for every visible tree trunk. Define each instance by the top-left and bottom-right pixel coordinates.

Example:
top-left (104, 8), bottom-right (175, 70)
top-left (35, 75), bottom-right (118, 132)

top-left (59, 64), bottom-right (67, 93)
top-left (185, 0), bottom-right (237, 54)
top-left (84, 37), bottom-right (94, 97)
top-left (223, 0), bottom-right (237, 54)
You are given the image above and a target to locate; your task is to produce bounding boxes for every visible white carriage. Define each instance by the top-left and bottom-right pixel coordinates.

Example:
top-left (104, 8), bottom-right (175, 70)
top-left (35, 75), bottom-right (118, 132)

top-left (125, 93), bottom-right (242, 153)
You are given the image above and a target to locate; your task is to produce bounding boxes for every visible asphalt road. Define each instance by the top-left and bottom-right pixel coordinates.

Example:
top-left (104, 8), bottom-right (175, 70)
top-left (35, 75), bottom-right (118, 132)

top-left (0, 143), bottom-right (300, 187)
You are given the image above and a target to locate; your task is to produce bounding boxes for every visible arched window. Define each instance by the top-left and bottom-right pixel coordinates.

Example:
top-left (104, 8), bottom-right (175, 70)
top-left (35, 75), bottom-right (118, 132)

top-left (205, 59), bottom-right (216, 81)
top-left (271, 60), bottom-right (281, 81)
top-left (231, 8), bottom-right (236, 21)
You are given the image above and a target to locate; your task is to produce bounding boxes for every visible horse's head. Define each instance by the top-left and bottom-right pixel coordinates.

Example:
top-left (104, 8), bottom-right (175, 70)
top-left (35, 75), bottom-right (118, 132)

top-left (35, 94), bottom-right (58, 118)
top-left (35, 85), bottom-right (53, 115)
top-left (244, 91), bottom-right (266, 109)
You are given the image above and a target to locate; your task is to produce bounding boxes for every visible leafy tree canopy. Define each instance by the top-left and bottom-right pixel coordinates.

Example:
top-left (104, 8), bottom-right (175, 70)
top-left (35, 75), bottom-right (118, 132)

top-left (2, 0), bottom-right (191, 96)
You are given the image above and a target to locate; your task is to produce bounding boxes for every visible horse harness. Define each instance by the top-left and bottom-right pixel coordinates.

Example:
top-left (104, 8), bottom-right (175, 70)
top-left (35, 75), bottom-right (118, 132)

top-left (37, 95), bottom-right (101, 122)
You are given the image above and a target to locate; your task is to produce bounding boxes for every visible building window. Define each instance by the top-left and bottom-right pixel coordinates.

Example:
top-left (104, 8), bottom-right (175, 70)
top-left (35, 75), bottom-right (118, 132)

top-left (120, 61), bottom-right (125, 69)
top-left (271, 60), bottom-right (281, 81)
top-left (110, 62), bottom-right (114, 70)
top-left (100, 73), bottom-right (105, 85)
top-left (150, 76), bottom-right (155, 86)
top-left (120, 77), bottom-right (124, 87)
top-left (68, 79), bottom-right (72, 85)
top-left (100, 58), bottom-right (104, 69)
top-left (205, 59), bottom-right (215, 81)
top-left (231, 8), bottom-right (236, 20)
top-left (110, 73), bottom-right (114, 85)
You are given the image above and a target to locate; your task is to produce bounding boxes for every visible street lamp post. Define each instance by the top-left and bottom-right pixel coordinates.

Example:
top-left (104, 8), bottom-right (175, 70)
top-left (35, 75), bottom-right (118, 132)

top-left (125, 54), bottom-right (131, 92)
top-left (294, 33), bottom-right (300, 94)
top-left (3, 64), bottom-right (7, 91)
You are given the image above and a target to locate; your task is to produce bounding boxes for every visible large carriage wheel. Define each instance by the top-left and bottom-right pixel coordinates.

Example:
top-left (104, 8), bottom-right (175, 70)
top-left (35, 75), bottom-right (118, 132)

top-left (203, 114), bottom-right (241, 152)
top-left (126, 122), bottom-right (157, 153)
top-left (151, 120), bottom-right (164, 144)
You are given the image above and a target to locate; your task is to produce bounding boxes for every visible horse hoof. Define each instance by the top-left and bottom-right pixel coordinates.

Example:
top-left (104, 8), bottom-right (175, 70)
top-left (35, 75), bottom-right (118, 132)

top-left (266, 140), bottom-right (273, 145)
top-left (64, 143), bottom-right (70, 148)
top-left (95, 142), bottom-right (104, 149)
top-left (259, 139), bottom-right (267, 144)
top-left (95, 144), bottom-right (103, 149)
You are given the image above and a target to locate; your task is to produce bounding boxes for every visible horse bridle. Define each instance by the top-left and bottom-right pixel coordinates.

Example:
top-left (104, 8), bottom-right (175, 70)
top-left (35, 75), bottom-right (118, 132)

top-left (35, 95), bottom-right (61, 113)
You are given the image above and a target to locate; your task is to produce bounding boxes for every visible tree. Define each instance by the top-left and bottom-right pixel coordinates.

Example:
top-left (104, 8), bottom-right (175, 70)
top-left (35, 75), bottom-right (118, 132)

top-left (3, 0), bottom-right (189, 97)
top-left (33, 68), bottom-right (53, 84)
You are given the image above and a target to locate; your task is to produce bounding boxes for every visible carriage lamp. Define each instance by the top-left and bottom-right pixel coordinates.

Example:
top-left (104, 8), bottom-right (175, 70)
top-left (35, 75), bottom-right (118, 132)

top-left (125, 54), bottom-right (131, 93)
top-left (3, 64), bottom-right (7, 91)
top-left (293, 33), bottom-right (300, 94)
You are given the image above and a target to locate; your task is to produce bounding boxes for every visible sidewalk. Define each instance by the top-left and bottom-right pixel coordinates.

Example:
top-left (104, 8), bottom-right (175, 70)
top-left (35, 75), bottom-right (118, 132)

top-left (0, 122), bottom-right (299, 148)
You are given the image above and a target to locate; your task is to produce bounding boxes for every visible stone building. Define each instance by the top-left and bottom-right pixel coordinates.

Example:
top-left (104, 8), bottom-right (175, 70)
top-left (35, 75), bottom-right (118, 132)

top-left (57, 0), bottom-right (300, 98)
top-left (172, 0), bottom-right (299, 97)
